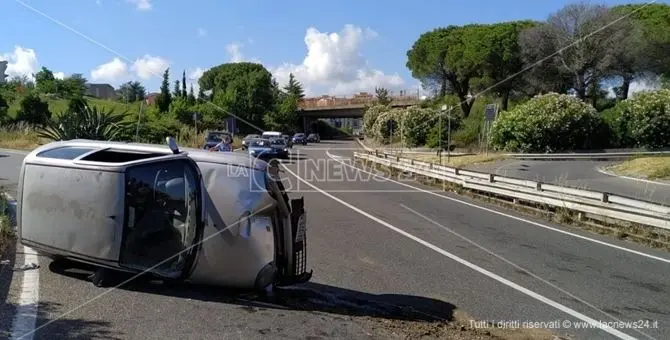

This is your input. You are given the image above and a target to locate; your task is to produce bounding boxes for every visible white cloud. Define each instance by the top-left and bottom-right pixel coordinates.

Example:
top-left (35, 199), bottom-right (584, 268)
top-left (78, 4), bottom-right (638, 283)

top-left (226, 43), bottom-right (244, 62)
top-left (269, 24), bottom-right (404, 96)
top-left (96, 0), bottom-right (102, 7)
top-left (131, 55), bottom-right (169, 79)
top-left (0, 46), bottom-right (39, 80)
top-left (127, 0), bottom-right (151, 11)
top-left (605, 76), bottom-right (661, 98)
top-left (197, 28), bottom-right (207, 37)
top-left (186, 67), bottom-right (205, 94)
top-left (91, 57), bottom-right (128, 81)
top-left (54, 72), bottom-right (65, 80)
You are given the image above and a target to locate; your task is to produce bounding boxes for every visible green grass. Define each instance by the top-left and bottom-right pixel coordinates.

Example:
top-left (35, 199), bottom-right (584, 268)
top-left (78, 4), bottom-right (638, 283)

top-left (607, 156), bottom-right (670, 180)
top-left (7, 95), bottom-right (144, 118)
top-left (0, 193), bottom-right (12, 256)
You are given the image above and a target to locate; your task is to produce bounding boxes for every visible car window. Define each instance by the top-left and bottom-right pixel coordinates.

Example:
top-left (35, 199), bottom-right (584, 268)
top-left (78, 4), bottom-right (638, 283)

top-left (122, 159), bottom-right (200, 276)
top-left (251, 139), bottom-right (271, 147)
top-left (36, 146), bottom-right (95, 160)
top-left (271, 139), bottom-right (285, 145)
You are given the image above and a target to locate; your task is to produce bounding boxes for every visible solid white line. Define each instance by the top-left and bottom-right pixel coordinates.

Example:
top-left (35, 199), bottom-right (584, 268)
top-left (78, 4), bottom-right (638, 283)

top-left (400, 204), bottom-right (657, 340)
top-left (281, 165), bottom-right (636, 340)
top-left (325, 150), bottom-right (670, 264)
top-left (5, 192), bottom-right (40, 340)
top-left (595, 166), bottom-right (670, 187)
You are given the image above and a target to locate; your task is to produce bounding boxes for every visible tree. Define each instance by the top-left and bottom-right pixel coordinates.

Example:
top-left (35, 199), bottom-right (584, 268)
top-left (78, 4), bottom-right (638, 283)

top-left (181, 70), bottom-right (187, 98)
top-left (475, 20), bottom-right (537, 110)
top-left (264, 94), bottom-right (300, 132)
top-left (610, 3), bottom-right (670, 99)
top-left (0, 92), bottom-right (8, 124)
top-left (59, 73), bottom-right (88, 98)
top-left (15, 93), bottom-right (51, 126)
top-left (283, 73), bottom-right (305, 99)
top-left (406, 25), bottom-right (489, 117)
top-left (197, 86), bottom-right (206, 103)
top-left (187, 84), bottom-right (196, 105)
top-left (118, 81), bottom-right (146, 102)
top-left (156, 68), bottom-right (172, 113)
top-left (375, 87), bottom-right (392, 105)
top-left (34, 67), bottom-right (58, 94)
top-left (519, 3), bottom-right (630, 101)
top-left (173, 80), bottom-right (181, 99)
top-left (199, 62), bottom-right (276, 132)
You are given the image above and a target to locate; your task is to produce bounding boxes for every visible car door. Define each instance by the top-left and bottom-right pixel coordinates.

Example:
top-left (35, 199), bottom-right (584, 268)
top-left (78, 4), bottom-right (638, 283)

top-left (119, 156), bottom-right (204, 279)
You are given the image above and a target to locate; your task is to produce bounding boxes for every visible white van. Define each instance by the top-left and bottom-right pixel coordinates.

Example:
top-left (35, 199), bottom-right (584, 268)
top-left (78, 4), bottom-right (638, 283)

top-left (261, 131), bottom-right (282, 139)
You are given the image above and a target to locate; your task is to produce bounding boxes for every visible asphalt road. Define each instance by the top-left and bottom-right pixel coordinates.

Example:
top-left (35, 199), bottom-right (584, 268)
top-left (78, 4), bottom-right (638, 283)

top-left (465, 159), bottom-right (670, 205)
top-left (2, 142), bottom-right (670, 340)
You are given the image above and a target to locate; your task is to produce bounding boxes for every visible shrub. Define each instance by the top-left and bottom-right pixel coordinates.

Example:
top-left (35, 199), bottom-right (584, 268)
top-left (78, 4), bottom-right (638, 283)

top-left (490, 93), bottom-right (605, 152)
top-left (38, 104), bottom-right (131, 141)
top-left (363, 104), bottom-right (388, 137)
top-left (15, 94), bottom-right (51, 126)
top-left (401, 106), bottom-right (439, 147)
top-left (370, 107), bottom-right (404, 142)
top-left (609, 89), bottom-right (670, 149)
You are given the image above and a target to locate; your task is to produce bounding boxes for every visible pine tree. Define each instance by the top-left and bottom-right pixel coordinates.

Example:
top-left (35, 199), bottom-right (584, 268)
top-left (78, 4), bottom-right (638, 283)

top-left (156, 68), bottom-right (172, 113)
top-left (181, 70), bottom-right (187, 98)
top-left (197, 86), bottom-right (206, 103)
top-left (173, 80), bottom-right (181, 98)
top-left (188, 84), bottom-right (196, 105)
top-left (283, 73), bottom-right (305, 99)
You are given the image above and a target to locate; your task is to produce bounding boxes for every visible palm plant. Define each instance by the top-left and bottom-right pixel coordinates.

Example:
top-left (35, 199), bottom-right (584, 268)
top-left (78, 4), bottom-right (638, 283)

top-left (38, 102), bottom-right (131, 141)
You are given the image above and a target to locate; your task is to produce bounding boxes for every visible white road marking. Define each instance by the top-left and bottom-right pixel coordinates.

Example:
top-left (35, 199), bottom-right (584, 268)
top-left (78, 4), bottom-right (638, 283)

top-left (324, 149), bottom-right (670, 264)
top-left (281, 165), bottom-right (636, 340)
top-left (4, 193), bottom-right (40, 340)
top-left (400, 204), bottom-right (657, 340)
top-left (595, 166), bottom-right (670, 187)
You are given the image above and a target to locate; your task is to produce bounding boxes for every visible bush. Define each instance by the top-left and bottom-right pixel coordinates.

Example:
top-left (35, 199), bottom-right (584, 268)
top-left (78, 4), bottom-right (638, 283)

top-left (363, 104), bottom-right (388, 137)
top-left (401, 106), bottom-right (439, 147)
top-left (608, 89), bottom-right (670, 149)
top-left (370, 107), bottom-right (405, 142)
top-left (15, 94), bottom-right (51, 126)
top-left (490, 93), bottom-right (605, 152)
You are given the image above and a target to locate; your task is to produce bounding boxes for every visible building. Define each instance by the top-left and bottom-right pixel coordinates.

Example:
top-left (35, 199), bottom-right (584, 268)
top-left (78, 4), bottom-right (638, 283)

top-left (85, 83), bottom-right (116, 100)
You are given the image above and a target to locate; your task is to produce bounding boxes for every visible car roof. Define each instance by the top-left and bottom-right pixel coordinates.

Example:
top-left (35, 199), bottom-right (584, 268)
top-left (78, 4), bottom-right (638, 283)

top-left (262, 131), bottom-right (282, 135)
top-left (24, 139), bottom-right (269, 171)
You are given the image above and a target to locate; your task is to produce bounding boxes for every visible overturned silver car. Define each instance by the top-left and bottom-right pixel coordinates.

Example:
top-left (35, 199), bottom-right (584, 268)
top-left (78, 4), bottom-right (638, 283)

top-left (16, 138), bottom-right (312, 290)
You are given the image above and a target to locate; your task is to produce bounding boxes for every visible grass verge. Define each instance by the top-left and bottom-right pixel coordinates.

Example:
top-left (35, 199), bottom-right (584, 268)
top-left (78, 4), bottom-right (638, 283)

top-left (405, 153), bottom-right (506, 168)
top-left (606, 156), bottom-right (670, 181)
top-left (0, 122), bottom-right (47, 150)
top-left (0, 193), bottom-right (13, 256)
top-left (357, 158), bottom-right (670, 252)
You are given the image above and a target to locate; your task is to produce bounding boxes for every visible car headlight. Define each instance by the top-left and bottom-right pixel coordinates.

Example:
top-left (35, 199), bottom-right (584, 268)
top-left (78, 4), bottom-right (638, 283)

top-left (283, 148), bottom-right (288, 152)
top-left (250, 150), bottom-right (256, 155)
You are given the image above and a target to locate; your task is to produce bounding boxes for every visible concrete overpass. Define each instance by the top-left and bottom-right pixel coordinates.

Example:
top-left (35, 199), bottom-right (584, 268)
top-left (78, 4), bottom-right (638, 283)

top-left (297, 92), bottom-right (421, 132)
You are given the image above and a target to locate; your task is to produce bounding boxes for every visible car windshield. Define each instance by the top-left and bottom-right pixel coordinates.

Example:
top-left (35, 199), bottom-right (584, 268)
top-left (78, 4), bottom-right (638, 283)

top-left (207, 132), bottom-right (228, 142)
top-left (250, 139), bottom-right (272, 147)
top-left (294, 133), bottom-right (305, 137)
top-left (271, 138), bottom-right (286, 145)
top-left (244, 134), bottom-right (259, 140)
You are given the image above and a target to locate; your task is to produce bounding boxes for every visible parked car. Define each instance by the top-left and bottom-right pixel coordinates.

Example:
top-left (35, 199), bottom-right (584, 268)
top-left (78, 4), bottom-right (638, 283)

top-left (307, 133), bottom-right (320, 143)
top-left (202, 131), bottom-right (232, 150)
top-left (282, 134), bottom-right (293, 148)
top-left (242, 134), bottom-right (260, 150)
top-left (261, 131), bottom-right (282, 140)
top-left (16, 138), bottom-right (312, 290)
top-left (248, 138), bottom-right (289, 159)
top-left (292, 133), bottom-right (307, 145)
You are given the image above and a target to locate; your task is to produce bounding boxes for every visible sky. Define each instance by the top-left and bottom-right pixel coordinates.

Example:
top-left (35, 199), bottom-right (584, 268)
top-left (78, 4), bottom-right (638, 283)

top-left (0, 0), bottom-right (665, 98)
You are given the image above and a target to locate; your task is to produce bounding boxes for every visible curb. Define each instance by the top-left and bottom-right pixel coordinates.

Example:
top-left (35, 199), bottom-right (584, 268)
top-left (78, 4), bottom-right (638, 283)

top-left (595, 167), bottom-right (670, 187)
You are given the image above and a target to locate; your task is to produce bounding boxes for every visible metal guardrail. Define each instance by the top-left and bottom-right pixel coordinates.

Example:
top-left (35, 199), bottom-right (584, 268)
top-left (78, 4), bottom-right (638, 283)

top-left (354, 151), bottom-right (670, 230)
top-left (505, 151), bottom-right (670, 160)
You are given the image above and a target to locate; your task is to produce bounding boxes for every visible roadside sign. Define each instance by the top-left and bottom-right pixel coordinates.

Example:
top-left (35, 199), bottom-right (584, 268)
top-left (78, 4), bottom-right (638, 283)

top-left (484, 104), bottom-right (497, 122)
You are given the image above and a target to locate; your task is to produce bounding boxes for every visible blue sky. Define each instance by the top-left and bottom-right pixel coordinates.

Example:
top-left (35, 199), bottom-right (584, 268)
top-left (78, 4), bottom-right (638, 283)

top-left (1, 0), bottom-right (663, 96)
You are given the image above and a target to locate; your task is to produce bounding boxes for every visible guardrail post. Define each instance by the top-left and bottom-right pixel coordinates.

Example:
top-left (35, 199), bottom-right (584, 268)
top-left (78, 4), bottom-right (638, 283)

top-left (375, 150), bottom-right (378, 157)
top-left (411, 159), bottom-right (414, 165)
top-left (430, 163), bottom-right (433, 169)
top-left (536, 182), bottom-right (542, 191)
top-left (602, 193), bottom-right (609, 203)
top-left (396, 156), bottom-right (400, 162)
top-left (454, 168), bottom-right (459, 176)
top-left (384, 153), bottom-right (388, 159)
top-left (489, 174), bottom-right (495, 183)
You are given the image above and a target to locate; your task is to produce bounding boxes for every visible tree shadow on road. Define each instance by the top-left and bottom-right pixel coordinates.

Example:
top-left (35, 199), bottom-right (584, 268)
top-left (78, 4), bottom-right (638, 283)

top-left (47, 261), bottom-right (455, 324)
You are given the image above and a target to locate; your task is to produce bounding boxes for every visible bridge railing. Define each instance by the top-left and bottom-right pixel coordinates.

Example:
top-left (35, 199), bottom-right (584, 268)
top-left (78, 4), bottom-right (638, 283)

top-left (298, 95), bottom-right (420, 109)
